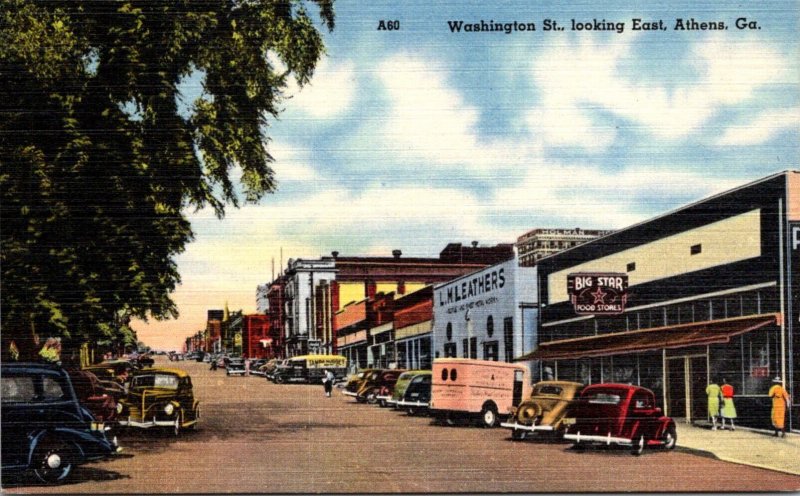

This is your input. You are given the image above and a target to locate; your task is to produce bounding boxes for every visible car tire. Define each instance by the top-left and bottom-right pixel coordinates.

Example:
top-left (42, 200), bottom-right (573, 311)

top-left (275, 376), bottom-right (285, 384)
top-left (32, 439), bottom-right (75, 484)
top-left (480, 403), bottom-right (498, 428)
top-left (366, 392), bottom-right (378, 405)
top-left (173, 417), bottom-right (182, 437)
top-left (631, 434), bottom-right (646, 456)
top-left (511, 429), bottom-right (527, 441)
top-left (663, 425), bottom-right (677, 450)
top-left (407, 407), bottom-right (417, 416)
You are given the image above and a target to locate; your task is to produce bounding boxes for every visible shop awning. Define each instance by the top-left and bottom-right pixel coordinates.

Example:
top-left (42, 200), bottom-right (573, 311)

top-left (516, 313), bottom-right (781, 361)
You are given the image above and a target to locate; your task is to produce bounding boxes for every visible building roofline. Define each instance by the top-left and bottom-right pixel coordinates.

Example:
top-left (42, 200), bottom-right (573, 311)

top-left (537, 169), bottom-right (799, 263)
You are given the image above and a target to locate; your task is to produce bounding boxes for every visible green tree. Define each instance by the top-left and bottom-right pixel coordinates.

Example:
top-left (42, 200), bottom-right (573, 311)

top-left (0, 0), bottom-right (334, 360)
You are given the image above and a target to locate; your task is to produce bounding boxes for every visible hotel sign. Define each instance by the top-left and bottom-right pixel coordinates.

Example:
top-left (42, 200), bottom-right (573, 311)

top-left (567, 273), bottom-right (628, 315)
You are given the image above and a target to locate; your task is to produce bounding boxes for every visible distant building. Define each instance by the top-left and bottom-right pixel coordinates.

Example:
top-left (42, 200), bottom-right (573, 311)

top-left (256, 284), bottom-right (269, 314)
top-left (516, 228), bottom-right (613, 266)
top-left (242, 314), bottom-right (271, 359)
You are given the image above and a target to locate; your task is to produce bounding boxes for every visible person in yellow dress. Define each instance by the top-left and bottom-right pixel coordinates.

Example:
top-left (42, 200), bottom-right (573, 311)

top-left (705, 379), bottom-right (722, 430)
top-left (768, 377), bottom-right (791, 437)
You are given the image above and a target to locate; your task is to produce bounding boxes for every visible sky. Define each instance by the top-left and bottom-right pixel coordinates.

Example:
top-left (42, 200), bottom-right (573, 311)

top-left (133, 0), bottom-right (800, 350)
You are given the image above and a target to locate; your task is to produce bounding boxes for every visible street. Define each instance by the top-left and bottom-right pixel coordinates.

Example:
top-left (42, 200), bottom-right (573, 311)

top-left (7, 356), bottom-right (800, 493)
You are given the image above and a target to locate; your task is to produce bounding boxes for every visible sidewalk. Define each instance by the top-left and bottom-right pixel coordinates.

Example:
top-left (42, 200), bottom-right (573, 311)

top-left (675, 422), bottom-right (800, 476)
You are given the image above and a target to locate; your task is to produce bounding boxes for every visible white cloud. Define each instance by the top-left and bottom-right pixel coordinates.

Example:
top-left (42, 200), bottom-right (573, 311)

top-left (528, 35), bottom-right (789, 146)
top-left (285, 58), bottom-right (357, 119)
top-left (375, 54), bottom-right (541, 170)
top-left (715, 107), bottom-right (800, 146)
top-left (493, 164), bottom-right (744, 228)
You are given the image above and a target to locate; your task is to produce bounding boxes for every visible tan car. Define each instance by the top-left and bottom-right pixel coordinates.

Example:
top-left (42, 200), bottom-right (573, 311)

top-left (500, 380), bottom-right (583, 440)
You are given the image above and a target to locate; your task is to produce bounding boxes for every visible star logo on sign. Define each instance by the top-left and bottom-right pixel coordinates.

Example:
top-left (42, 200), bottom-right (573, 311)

top-left (591, 287), bottom-right (607, 304)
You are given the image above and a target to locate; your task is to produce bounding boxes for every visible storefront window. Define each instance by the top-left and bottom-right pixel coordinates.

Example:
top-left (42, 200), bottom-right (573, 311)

top-left (710, 328), bottom-right (780, 396)
top-left (420, 339), bottom-right (431, 369)
top-left (611, 354), bottom-right (637, 384)
top-left (396, 342), bottom-right (407, 369)
top-left (557, 360), bottom-right (578, 382)
top-left (638, 352), bottom-right (663, 404)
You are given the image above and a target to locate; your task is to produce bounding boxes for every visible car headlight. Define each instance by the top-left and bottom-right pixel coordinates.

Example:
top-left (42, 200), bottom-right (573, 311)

top-left (164, 403), bottom-right (175, 415)
top-left (116, 403), bottom-right (124, 414)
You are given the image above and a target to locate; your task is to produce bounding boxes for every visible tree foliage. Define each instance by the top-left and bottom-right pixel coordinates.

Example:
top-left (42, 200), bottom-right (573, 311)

top-left (0, 0), bottom-right (334, 358)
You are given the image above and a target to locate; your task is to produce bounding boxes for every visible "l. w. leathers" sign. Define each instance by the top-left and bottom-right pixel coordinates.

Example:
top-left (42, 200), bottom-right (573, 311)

top-left (567, 273), bottom-right (628, 315)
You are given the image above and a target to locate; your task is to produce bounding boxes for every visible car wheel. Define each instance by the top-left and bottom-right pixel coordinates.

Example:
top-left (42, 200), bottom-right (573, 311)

top-left (663, 425), bottom-right (677, 450)
top-left (275, 376), bottom-right (285, 384)
top-left (511, 429), bottom-right (527, 441)
top-left (631, 434), bottom-right (645, 456)
top-left (480, 404), bottom-right (498, 428)
top-left (366, 392), bottom-right (378, 405)
top-left (32, 439), bottom-right (74, 484)
top-left (173, 417), bottom-right (182, 437)
top-left (407, 407), bottom-right (417, 416)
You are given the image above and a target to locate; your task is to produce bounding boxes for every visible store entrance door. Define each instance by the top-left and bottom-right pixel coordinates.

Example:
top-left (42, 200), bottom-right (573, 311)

top-left (666, 355), bottom-right (707, 422)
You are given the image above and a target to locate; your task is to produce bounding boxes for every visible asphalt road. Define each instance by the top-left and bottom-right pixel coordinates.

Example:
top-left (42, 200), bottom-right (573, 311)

top-left (6, 356), bottom-right (800, 493)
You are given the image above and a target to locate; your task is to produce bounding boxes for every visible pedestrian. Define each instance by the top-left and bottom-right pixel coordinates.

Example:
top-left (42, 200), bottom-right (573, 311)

top-left (768, 376), bottom-right (791, 437)
top-left (706, 379), bottom-right (722, 430)
top-left (210, 358), bottom-right (217, 371)
top-left (720, 377), bottom-right (737, 430)
top-left (323, 369), bottom-right (334, 397)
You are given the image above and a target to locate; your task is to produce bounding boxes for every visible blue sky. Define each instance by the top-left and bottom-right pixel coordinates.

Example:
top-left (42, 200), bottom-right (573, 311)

top-left (135, 0), bottom-right (800, 349)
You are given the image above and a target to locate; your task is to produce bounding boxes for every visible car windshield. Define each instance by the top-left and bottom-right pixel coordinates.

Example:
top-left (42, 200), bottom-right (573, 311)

top-left (132, 374), bottom-right (179, 389)
top-left (586, 392), bottom-right (621, 404)
top-left (2, 375), bottom-right (67, 403)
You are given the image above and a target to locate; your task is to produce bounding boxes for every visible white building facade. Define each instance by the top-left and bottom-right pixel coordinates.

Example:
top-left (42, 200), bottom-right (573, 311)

top-left (283, 258), bottom-right (336, 357)
top-left (432, 257), bottom-right (539, 375)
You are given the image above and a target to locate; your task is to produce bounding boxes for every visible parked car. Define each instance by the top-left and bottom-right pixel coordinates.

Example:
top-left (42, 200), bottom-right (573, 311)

top-left (83, 360), bottom-right (137, 386)
top-left (562, 383), bottom-right (677, 455)
top-left (392, 370), bottom-right (432, 415)
top-left (226, 357), bottom-right (246, 376)
top-left (247, 359), bottom-right (268, 376)
top-left (430, 359), bottom-right (531, 428)
top-left (1, 363), bottom-right (119, 484)
top-left (265, 359), bottom-right (288, 382)
top-left (341, 369), bottom-right (377, 397)
top-left (66, 369), bottom-right (118, 422)
top-left (500, 380), bottom-right (584, 440)
top-left (271, 355), bottom-right (348, 384)
top-left (136, 354), bottom-right (155, 368)
top-left (116, 368), bottom-right (200, 436)
top-left (356, 369), bottom-right (406, 405)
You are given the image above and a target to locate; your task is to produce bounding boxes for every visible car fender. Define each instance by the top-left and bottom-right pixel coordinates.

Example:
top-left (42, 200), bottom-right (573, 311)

top-left (27, 428), bottom-right (101, 466)
top-left (653, 417), bottom-right (675, 439)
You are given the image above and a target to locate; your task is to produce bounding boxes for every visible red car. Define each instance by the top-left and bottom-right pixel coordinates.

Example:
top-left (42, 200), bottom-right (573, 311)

top-left (67, 369), bottom-right (118, 422)
top-left (562, 384), bottom-right (677, 455)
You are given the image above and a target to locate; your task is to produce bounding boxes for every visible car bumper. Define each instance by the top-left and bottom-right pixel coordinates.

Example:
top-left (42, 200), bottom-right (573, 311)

top-left (227, 370), bottom-right (246, 375)
top-left (563, 431), bottom-right (632, 446)
top-left (341, 390), bottom-right (357, 397)
top-left (376, 395), bottom-right (391, 402)
top-left (396, 399), bottom-right (430, 408)
top-left (499, 421), bottom-right (554, 432)
top-left (118, 417), bottom-right (197, 429)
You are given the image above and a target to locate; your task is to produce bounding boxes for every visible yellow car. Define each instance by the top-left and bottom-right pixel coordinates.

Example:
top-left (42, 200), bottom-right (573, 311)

top-left (500, 380), bottom-right (584, 440)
